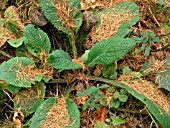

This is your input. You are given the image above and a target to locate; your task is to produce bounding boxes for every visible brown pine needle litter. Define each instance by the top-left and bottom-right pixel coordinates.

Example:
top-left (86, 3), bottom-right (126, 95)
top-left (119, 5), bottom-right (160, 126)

top-left (118, 75), bottom-right (170, 114)
top-left (40, 97), bottom-right (71, 128)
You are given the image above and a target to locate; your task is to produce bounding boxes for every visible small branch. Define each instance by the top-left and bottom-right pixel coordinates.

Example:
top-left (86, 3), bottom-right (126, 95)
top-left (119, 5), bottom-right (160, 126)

top-left (0, 49), bottom-right (13, 58)
top-left (117, 108), bottom-right (148, 114)
top-left (48, 79), bottom-right (67, 84)
top-left (89, 76), bottom-right (123, 88)
top-left (148, 6), bottom-right (160, 27)
top-left (146, 108), bottom-right (159, 128)
top-left (3, 90), bottom-right (14, 102)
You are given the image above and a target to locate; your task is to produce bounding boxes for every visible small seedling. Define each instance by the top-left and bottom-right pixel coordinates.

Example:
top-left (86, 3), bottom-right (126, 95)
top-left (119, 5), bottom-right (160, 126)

top-left (134, 31), bottom-right (163, 56)
top-left (110, 89), bottom-right (128, 109)
top-left (76, 84), bottom-right (108, 110)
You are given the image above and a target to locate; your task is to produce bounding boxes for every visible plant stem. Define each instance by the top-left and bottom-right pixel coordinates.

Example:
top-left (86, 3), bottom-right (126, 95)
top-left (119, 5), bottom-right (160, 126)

top-left (146, 108), bottom-right (159, 128)
top-left (0, 49), bottom-right (13, 58)
top-left (69, 29), bottom-right (77, 58)
top-left (48, 79), bottom-right (67, 84)
top-left (89, 76), bottom-right (123, 88)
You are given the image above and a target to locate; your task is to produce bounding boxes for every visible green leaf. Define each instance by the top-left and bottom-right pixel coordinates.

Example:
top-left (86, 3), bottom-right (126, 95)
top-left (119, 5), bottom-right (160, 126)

top-left (30, 97), bottom-right (80, 128)
top-left (108, 86), bottom-right (116, 92)
top-left (120, 89), bottom-right (127, 95)
top-left (144, 45), bottom-right (150, 56)
top-left (24, 24), bottom-right (51, 57)
top-left (38, 0), bottom-right (82, 34)
top-left (13, 82), bottom-right (46, 116)
top-left (94, 122), bottom-right (110, 128)
top-left (111, 2), bottom-right (139, 37)
top-left (47, 50), bottom-right (80, 70)
top-left (76, 87), bottom-right (98, 96)
top-left (90, 98), bottom-right (95, 110)
top-left (80, 50), bottom-right (90, 62)
top-left (111, 116), bottom-right (125, 126)
top-left (16, 45), bottom-right (30, 57)
top-left (83, 97), bottom-right (91, 110)
top-left (6, 84), bottom-right (21, 94)
top-left (99, 98), bottom-right (107, 106)
top-left (91, 2), bottom-right (139, 44)
top-left (30, 97), bottom-right (56, 128)
top-left (113, 92), bottom-right (120, 99)
top-left (118, 94), bottom-right (128, 102)
top-left (0, 83), bottom-right (21, 94)
top-left (122, 66), bottom-right (131, 74)
top-left (86, 37), bottom-right (136, 67)
top-left (102, 64), bottom-right (117, 80)
top-left (110, 100), bottom-right (120, 109)
top-left (66, 98), bottom-right (80, 128)
top-left (0, 57), bottom-right (41, 87)
top-left (98, 84), bottom-right (109, 89)
top-left (6, 20), bottom-right (20, 37)
top-left (0, 19), bottom-right (5, 26)
top-left (4, 6), bottom-right (18, 18)
top-left (7, 36), bottom-right (25, 48)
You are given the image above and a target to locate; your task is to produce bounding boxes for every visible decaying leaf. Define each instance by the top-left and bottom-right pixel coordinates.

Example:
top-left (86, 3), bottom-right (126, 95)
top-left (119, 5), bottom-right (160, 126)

top-left (96, 106), bottom-right (108, 122)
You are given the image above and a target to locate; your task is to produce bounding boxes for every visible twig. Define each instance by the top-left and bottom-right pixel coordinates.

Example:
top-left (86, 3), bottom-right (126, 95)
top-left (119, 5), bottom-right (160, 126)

top-left (146, 108), bottom-right (159, 128)
top-left (148, 6), bottom-right (160, 27)
top-left (117, 108), bottom-right (148, 114)
top-left (2, 90), bottom-right (14, 102)
top-left (89, 76), bottom-right (123, 88)
top-left (0, 49), bottom-right (13, 58)
top-left (48, 79), bottom-right (67, 84)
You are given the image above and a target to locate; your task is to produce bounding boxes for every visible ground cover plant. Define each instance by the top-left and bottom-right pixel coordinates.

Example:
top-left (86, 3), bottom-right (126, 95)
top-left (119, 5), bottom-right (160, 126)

top-left (0, 0), bottom-right (170, 127)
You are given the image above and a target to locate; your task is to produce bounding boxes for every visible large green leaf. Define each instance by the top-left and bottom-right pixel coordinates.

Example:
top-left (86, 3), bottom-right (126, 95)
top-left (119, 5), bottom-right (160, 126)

top-left (24, 24), bottom-right (51, 57)
top-left (30, 97), bottom-right (56, 128)
top-left (30, 97), bottom-right (80, 128)
top-left (47, 50), bottom-right (80, 70)
top-left (38, 0), bottom-right (82, 34)
top-left (89, 2), bottom-right (139, 44)
top-left (13, 82), bottom-right (46, 116)
top-left (0, 57), bottom-right (42, 87)
top-left (66, 98), bottom-right (80, 128)
top-left (86, 37), bottom-right (136, 67)
top-left (104, 2), bottom-right (139, 37)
